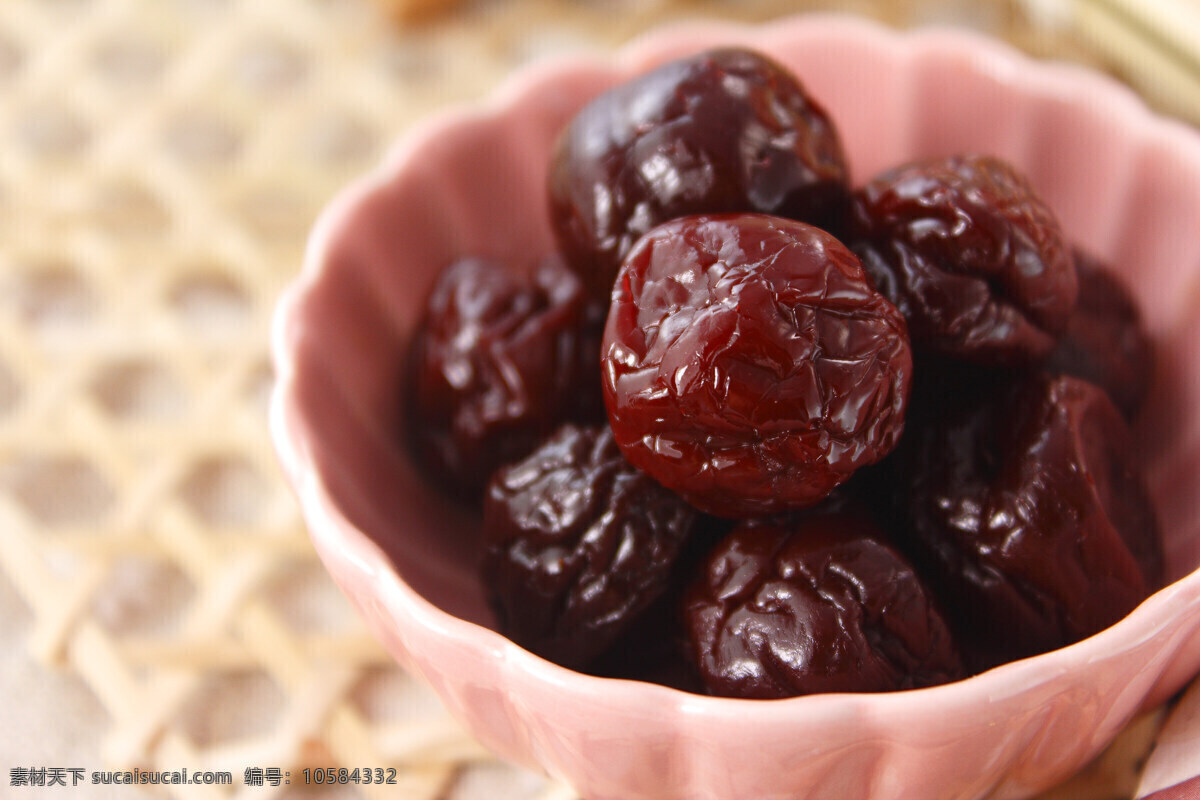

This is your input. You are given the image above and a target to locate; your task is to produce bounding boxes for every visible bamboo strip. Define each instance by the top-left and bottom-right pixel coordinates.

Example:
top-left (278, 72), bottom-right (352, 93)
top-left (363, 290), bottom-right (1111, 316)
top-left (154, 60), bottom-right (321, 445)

top-left (1072, 0), bottom-right (1200, 125)
top-left (117, 633), bottom-right (389, 671)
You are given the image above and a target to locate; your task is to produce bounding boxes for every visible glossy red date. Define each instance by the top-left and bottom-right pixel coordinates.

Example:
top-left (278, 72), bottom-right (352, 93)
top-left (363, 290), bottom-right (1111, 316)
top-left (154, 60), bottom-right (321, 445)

top-left (602, 213), bottom-right (912, 518)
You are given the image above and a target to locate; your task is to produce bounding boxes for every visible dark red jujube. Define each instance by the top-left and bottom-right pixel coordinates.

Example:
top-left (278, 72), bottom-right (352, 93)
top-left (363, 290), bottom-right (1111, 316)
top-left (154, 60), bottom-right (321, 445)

top-left (849, 154), bottom-right (1077, 365)
top-left (408, 255), bottom-right (592, 496)
top-left (482, 424), bottom-right (697, 669)
top-left (548, 46), bottom-right (850, 304)
top-left (897, 372), bottom-right (1162, 670)
top-left (602, 213), bottom-right (912, 518)
top-left (1045, 248), bottom-right (1155, 420)
top-left (684, 514), bottom-right (964, 698)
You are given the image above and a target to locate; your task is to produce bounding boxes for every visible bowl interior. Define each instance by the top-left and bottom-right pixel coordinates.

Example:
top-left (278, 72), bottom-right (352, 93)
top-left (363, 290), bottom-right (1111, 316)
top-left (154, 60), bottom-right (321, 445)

top-left (289, 20), bottom-right (1200, 639)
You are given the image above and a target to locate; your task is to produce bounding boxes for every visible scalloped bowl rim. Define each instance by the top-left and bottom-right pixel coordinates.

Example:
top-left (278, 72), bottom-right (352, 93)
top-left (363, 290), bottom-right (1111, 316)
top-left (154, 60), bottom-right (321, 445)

top-left (269, 8), bottom-right (1200, 767)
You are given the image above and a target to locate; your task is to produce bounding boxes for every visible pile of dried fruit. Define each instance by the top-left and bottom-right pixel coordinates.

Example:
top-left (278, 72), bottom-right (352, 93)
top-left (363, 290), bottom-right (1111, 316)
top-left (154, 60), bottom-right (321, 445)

top-left (405, 47), bottom-right (1162, 698)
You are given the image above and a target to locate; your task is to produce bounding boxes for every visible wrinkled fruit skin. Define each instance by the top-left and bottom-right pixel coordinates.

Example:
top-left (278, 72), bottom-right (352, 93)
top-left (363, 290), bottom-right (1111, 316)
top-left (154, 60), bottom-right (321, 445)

top-left (602, 214), bottom-right (912, 518)
top-left (408, 255), bottom-right (590, 496)
top-left (684, 514), bottom-right (964, 698)
top-left (849, 154), bottom-right (1077, 365)
top-left (898, 373), bottom-right (1162, 670)
top-left (1045, 248), bottom-right (1155, 420)
top-left (586, 515), bottom-right (730, 693)
top-left (548, 46), bottom-right (850, 304)
top-left (482, 424), bottom-right (696, 669)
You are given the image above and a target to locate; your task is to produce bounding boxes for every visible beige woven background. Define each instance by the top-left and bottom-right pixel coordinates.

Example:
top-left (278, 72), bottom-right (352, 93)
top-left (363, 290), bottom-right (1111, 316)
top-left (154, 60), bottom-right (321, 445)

top-left (0, 0), bottom-right (1193, 798)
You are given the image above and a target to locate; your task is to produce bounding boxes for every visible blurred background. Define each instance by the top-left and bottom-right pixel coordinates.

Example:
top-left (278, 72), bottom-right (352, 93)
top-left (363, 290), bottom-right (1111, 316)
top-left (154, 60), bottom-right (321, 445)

top-left (0, 0), bottom-right (1196, 798)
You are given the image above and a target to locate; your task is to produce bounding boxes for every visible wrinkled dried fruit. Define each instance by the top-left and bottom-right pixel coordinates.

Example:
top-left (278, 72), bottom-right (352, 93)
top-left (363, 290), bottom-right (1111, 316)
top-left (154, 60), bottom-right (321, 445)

top-left (549, 46), bottom-right (850, 304)
top-left (897, 372), bottom-right (1162, 670)
top-left (684, 514), bottom-right (964, 698)
top-left (849, 154), bottom-right (1077, 365)
top-left (602, 213), bottom-right (912, 518)
top-left (1045, 248), bottom-right (1155, 420)
top-left (482, 424), bottom-right (697, 669)
top-left (574, 298), bottom-right (611, 424)
top-left (408, 255), bottom-right (592, 495)
top-left (586, 515), bottom-right (729, 692)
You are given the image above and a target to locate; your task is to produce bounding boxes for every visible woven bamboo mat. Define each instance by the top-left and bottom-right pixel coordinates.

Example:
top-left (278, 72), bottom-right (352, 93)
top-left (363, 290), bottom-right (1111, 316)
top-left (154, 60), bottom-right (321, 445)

top-left (0, 1), bottom-right (1191, 798)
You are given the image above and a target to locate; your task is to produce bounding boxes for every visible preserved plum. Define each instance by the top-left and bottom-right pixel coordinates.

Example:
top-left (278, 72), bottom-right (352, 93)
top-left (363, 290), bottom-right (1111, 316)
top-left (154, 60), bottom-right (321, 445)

top-left (897, 373), bottom-right (1162, 670)
top-left (602, 213), bottom-right (912, 518)
top-left (573, 298), bottom-right (611, 424)
top-left (1045, 248), bottom-right (1155, 420)
top-left (482, 424), bottom-right (696, 669)
top-left (549, 47), bottom-right (849, 304)
top-left (585, 516), bottom-right (729, 692)
top-left (849, 154), bottom-right (1077, 365)
top-left (408, 255), bottom-right (590, 496)
top-left (684, 514), bottom-right (964, 698)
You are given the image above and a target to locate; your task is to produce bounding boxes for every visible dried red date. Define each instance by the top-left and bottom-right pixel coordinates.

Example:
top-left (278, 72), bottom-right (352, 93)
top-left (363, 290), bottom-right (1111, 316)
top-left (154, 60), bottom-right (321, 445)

top-left (482, 424), bottom-right (696, 669)
top-left (1045, 248), bottom-right (1155, 420)
top-left (573, 298), bottom-right (611, 424)
top-left (408, 255), bottom-right (589, 495)
top-left (585, 516), bottom-right (729, 692)
top-left (849, 154), bottom-right (1077, 365)
top-left (549, 47), bottom-right (849, 304)
top-left (602, 213), bottom-right (912, 518)
top-left (684, 514), bottom-right (964, 698)
top-left (898, 373), bottom-right (1162, 670)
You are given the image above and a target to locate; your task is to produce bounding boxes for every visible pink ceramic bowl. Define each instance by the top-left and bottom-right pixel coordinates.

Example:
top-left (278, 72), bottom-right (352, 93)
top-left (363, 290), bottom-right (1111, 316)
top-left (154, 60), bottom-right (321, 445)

top-left (271, 14), bottom-right (1200, 800)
